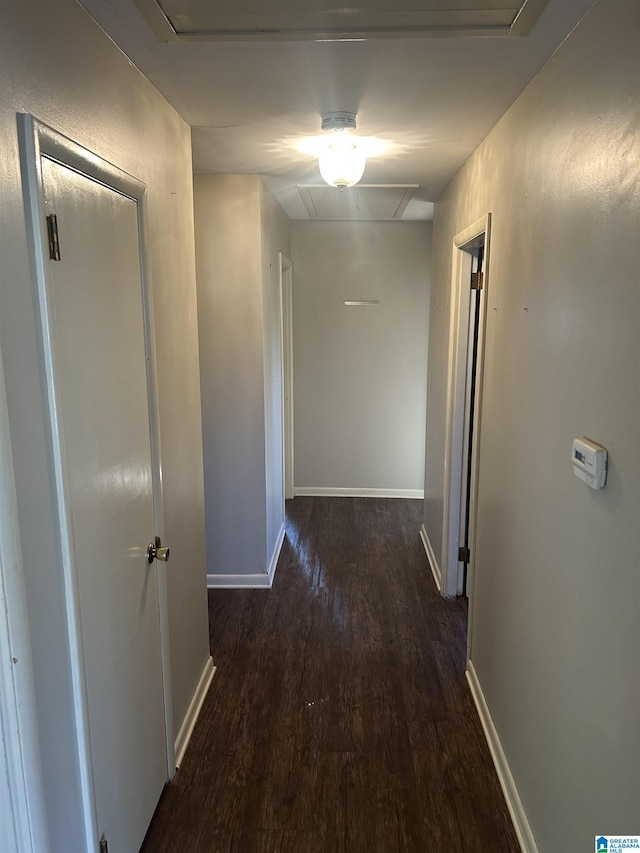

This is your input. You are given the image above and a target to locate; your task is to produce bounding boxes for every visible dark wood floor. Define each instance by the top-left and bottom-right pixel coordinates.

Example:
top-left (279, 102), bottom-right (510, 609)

top-left (141, 497), bottom-right (519, 852)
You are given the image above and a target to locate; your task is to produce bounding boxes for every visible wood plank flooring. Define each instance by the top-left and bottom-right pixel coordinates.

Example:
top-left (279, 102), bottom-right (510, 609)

top-left (141, 497), bottom-right (520, 852)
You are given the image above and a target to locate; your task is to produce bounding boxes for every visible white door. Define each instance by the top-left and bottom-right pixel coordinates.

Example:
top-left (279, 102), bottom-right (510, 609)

top-left (41, 156), bottom-right (166, 851)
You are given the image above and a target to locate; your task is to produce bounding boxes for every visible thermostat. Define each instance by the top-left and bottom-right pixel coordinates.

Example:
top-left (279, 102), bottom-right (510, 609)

top-left (572, 437), bottom-right (608, 489)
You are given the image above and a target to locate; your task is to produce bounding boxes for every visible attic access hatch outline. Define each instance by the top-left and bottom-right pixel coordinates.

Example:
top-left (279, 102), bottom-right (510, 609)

top-left (134, 0), bottom-right (551, 41)
top-left (296, 184), bottom-right (419, 221)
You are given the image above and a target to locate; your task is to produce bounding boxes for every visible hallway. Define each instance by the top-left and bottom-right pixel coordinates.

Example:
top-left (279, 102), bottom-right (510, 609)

top-left (142, 497), bottom-right (519, 851)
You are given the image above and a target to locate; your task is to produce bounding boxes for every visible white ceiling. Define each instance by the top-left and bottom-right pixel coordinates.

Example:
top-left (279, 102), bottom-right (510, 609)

top-left (79, 0), bottom-right (593, 219)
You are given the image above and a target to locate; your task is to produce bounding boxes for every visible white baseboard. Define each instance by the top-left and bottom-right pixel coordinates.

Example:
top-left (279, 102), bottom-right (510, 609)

top-left (466, 661), bottom-right (538, 853)
top-left (267, 522), bottom-right (286, 583)
top-left (207, 523), bottom-right (285, 590)
top-left (207, 572), bottom-right (271, 589)
top-left (419, 523), bottom-right (442, 592)
top-left (294, 487), bottom-right (424, 499)
top-left (174, 656), bottom-right (216, 769)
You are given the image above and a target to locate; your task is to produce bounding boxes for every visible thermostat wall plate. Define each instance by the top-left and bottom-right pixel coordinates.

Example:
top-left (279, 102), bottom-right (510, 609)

top-left (572, 437), bottom-right (608, 489)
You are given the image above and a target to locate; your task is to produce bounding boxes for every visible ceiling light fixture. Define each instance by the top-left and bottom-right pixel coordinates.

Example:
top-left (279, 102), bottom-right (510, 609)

top-left (318, 137), bottom-right (366, 189)
top-left (318, 111), bottom-right (366, 189)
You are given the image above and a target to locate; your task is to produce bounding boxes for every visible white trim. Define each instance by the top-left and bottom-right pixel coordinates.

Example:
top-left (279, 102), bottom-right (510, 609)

top-left (136, 191), bottom-right (175, 779)
top-left (294, 487), bottom-right (424, 499)
top-left (208, 522), bottom-right (285, 589)
top-left (208, 572), bottom-right (272, 589)
top-left (267, 522), bottom-right (286, 582)
top-left (174, 657), bottom-right (216, 769)
top-left (0, 339), bottom-right (49, 852)
top-left (279, 254), bottom-right (294, 502)
top-left (133, 0), bottom-right (179, 42)
top-left (419, 524), bottom-right (441, 592)
top-left (466, 662), bottom-right (538, 853)
top-left (441, 214), bottom-right (491, 600)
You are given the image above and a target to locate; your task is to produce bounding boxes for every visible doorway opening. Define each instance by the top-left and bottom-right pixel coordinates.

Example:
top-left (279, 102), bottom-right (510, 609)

top-left (279, 253), bottom-right (294, 502)
top-left (459, 243), bottom-right (484, 597)
top-left (441, 215), bottom-right (491, 648)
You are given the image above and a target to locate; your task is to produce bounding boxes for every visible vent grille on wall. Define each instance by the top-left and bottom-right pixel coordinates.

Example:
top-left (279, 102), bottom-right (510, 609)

top-left (134, 0), bottom-right (551, 41)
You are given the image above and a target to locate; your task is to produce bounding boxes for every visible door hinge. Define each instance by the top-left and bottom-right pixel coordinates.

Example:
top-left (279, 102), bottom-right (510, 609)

top-left (99, 836), bottom-right (108, 853)
top-left (458, 546), bottom-right (470, 563)
top-left (470, 271), bottom-right (483, 291)
top-left (46, 214), bottom-right (61, 261)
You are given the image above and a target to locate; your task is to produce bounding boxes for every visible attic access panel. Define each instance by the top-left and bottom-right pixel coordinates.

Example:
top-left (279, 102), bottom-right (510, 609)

top-left (297, 185), bottom-right (418, 221)
top-left (135, 0), bottom-right (551, 41)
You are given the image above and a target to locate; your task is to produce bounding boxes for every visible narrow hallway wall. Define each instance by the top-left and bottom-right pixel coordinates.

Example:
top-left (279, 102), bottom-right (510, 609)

top-left (194, 175), bottom-right (267, 581)
top-left (194, 175), bottom-right (291, 585)
top-left (292, 220), bottom-right (431, 496)
top-left (424, 0), bottom-right (640, 848)
top-left (0, 0), bottom-right (210, 846)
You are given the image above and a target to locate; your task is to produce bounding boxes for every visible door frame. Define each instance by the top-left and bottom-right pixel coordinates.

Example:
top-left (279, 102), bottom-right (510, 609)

top-left (457, 248), bottom-right (483, 597)
top-left (18, 115), bottom-right (174, 850)
top-left (279, 253), bottom-right (294, 502)
top-left (0, 344), bottom-right (50, 852)
top-left (441, 214), bottom-right (491, 615)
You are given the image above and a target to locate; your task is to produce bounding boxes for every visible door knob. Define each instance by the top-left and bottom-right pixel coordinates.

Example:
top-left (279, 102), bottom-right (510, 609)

top-left (147, 536), bottom-right (170, 564)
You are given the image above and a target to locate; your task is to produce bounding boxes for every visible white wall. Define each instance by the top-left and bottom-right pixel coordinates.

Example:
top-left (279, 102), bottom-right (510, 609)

top-left (424, 0), bottom-right (640, 848)
top-left (292, 221), bottom-right (431, 496)
top-left (0, 1), bottom-right (210, 847)
top-left (194, 175), bottom-right (291, 582)
top-left (194, 175), bottom-right (267, 579)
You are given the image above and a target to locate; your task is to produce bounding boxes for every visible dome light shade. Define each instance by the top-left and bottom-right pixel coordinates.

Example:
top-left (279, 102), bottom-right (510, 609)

top-left (318, 138), bottom-right (366, 189)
